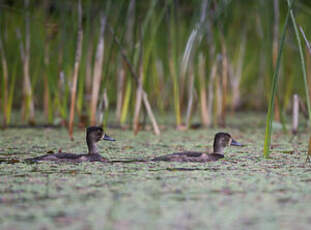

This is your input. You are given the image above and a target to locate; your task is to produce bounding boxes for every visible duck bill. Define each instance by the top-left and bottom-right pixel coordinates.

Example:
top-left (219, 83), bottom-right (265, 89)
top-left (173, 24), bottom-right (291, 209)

top-left (231, 139), bottom-right (243, 146)
top-left (102, 134), bottom-right (116, 141)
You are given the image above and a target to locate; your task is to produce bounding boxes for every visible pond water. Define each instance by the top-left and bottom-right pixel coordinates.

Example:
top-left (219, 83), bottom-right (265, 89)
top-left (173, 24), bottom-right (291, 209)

top-left (0, 112), bottom-right (310, 229)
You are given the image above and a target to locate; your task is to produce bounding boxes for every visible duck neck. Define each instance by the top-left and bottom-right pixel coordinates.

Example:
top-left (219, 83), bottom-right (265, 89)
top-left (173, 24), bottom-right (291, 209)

top-left (87, 137), bottom-right (98, 154)
top-left (213, 143), bottom-right (224, 155)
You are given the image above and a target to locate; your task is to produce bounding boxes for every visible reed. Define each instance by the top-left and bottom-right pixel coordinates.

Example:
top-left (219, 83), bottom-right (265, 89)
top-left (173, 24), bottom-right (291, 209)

top-left (263, 3), bottom-right (290, 158)
top-left (292, 94), bottom-right (299, 135)
top-left (0, 30), bottom-right (8, 127)
top-left (273, 0), bottom-right (281, 122)
top-left (207, 59), bottom-right (218, 126)
top-left (119, 0), bottom-right (136, 126)
top-left (133, 28), bottom-right (144, 134)
top-left (68, 0), bottom-right (83, 138)
top-left (1, 0), bottom-right (311, 141)
top-left (230, 30), bottom-right (246, 110)
top-left (6, 61), bottom-right (17, 125)
top-left (43, 41), bottom-right (51, 123)
top-left (198, 53), bottom-right (209, 126)
top-left (90, 15), bottom-right (106, 125)
top-left (18, 0), bottom-right (35, 125)
top-left (168, 3), bottom-right (182, 127)
top-left (287, 0), bottom-right (311, 125)
top-left (108, 20), bottom-right (160, 134)
top-left (220, 33), bottom-right (228, 127)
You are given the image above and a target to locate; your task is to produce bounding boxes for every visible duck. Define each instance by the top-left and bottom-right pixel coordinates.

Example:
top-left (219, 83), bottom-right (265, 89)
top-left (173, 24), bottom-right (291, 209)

top-left (151, 132), bottom-right (243, 162)
top-left (26, 126), bottom-right (115, 163)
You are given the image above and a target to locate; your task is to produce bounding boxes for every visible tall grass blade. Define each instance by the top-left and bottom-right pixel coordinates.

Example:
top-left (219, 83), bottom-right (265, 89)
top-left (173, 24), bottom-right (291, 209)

top-left (273, 0), bottom-right (281, 122)
top-left (90, 15), bottom-right (106, 125)
top-left (68, 0), bottom-right (83, 138)
top-left (198, 54), bottom-right (209, 126)
top-left (0, 31), bottom-right (8, 127)
top-left (287, 0), bottom-right (311, 125)
top-left (263, 6), bottom-right (290, 158)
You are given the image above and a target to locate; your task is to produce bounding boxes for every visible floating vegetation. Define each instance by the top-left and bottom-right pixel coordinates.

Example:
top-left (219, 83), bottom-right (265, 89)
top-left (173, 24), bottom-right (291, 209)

top-left (0, 113), bottom-right (311, 229)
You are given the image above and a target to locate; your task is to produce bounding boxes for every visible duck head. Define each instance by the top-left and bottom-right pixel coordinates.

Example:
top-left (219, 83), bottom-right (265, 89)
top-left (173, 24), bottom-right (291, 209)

top-left (213, 132), bottom-right (242, 154)
top-left (86, 126), bottom-right (115, 154)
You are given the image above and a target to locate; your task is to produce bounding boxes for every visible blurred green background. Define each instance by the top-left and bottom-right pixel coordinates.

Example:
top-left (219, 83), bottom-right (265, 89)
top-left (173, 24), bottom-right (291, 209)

top-left (1, 0), bottom-right (311, 129)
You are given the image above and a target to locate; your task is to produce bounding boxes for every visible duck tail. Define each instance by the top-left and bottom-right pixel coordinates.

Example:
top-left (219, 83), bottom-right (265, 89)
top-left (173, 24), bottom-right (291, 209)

top-left (24, 154), bottom-right (49, 163)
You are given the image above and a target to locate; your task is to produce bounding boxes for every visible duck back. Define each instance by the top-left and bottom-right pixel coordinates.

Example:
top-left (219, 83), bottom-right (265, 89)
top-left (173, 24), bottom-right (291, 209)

top-left (26, 153), bottom-right (108, 163)
top-left (151, 151), bottom-right (223, 162)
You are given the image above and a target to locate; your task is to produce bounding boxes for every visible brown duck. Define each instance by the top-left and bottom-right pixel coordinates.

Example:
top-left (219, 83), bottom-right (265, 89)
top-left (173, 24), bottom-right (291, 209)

top-left (26, 127), bottom-right (115, 163)
top-left (151, 132), bottom-right (243, 162)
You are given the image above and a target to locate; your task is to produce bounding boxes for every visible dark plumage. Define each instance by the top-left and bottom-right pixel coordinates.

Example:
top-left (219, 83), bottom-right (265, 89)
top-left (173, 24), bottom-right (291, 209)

top-left (151, 132), bottom-right (242, 162)
top-left (26, 126), bottom-right (115, 163)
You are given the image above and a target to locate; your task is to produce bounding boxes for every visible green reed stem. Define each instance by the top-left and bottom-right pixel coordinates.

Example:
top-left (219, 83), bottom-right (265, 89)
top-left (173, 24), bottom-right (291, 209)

top-left (120, 79), bottom-right (132, 125)
top-left (263, 5), bottom-right (290, 158)
top-left (287, 0), bottom-right (311, 125)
